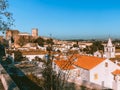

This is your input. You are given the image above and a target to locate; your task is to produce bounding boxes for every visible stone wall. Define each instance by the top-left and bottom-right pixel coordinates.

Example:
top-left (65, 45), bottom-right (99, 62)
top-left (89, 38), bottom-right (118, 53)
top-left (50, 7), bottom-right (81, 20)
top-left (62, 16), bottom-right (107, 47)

top-left (0, 64), bottom-right (19, 90)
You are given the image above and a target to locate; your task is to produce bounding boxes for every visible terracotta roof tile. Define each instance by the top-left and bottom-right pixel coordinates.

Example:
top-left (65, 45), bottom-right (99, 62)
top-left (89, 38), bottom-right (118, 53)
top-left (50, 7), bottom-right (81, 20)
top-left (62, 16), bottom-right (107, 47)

top-left (112, 69), bottom-right (120, 75)
top-left (54, 54), bottom-right (105, 70)
top-left (74, 55), bottom-right (105, 70)
top-left (54, 60), bottom-right (75, 70)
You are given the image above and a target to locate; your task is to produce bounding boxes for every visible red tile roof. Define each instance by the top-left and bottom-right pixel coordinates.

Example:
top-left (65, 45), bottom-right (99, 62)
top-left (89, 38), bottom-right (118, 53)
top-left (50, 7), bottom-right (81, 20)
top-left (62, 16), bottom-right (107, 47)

top-left (54, 54), bottom-right (105, 70)
top-left (74, 55), bottom-right (105, 70)
top-left (54, 60), bottom-right (75, 70)
top-left (112, 69), bottom-right (120, 75)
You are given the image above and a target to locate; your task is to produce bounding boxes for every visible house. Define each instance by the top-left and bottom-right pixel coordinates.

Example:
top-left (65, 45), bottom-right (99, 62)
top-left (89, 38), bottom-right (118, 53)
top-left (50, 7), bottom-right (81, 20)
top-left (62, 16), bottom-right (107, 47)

top-left (53, 54), bottom-right (120, 90)
top-left (22, 43), bottom-right (37, 49)
top-left (20, 49), bottom-right (47, 61)
top-left (23, 53), bottom-right (45, 62)
top-left (53, 59), bottom-right (78, 82)
top-left (112, 69), bottom-right (120, 90)
top-left (94, 51), bottom-right (102, 57)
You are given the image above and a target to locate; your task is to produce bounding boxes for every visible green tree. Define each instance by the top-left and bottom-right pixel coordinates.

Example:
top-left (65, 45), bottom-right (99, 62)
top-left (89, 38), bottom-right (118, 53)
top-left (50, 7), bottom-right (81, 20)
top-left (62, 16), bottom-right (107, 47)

top-left (0, 38), bottom-right (8, 48)
top-left (0, 0), bottom-right (14, 33)
top-left (14, 50), bottom-right (23, 62)
top-left (34, 37), bottom-right (45, 47)
top-left (46, 38), bottom-right (54, 45)
top-left (0, 44), bottom-right (5, 58)
top-left (88, 41), bottom-right (104, 54)
top-left (83, 46), bottom-right (90, 54)
top-left (73, 44), bottom-right (79, 48)
top-left (46, 45), bottom-right (52, 52)
top-left (83, 41), bottom-right (104, 54)
top-left (29, 36), bottom-right (35, 43)
top-left (34, 56), bottom-right (42, 62)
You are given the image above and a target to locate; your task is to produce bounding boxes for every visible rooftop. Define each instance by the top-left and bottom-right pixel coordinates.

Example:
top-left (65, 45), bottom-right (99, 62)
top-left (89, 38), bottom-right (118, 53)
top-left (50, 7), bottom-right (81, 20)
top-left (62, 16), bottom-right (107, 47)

top-left (74, 55), bottom-right (105, 70)
top-left (18, 32), bottom-right (30, 36)
top-left (54, 54), bottom-right (105, 70)
top-left (54, 60), bottom-right (75, 70)
top-left (112, 69), bottom-right (120, 75)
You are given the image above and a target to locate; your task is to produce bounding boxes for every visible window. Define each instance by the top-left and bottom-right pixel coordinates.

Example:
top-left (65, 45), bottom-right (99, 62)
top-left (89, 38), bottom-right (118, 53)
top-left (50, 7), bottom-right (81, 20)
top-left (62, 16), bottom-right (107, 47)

top-left (105, 62), bottom-right (108, 67)
top-left (94, 73), bottom-right (98, 80)
top-left (106, 48), bottom-right (108, 52)
top-left (77, 70), bottom-right (80, 77)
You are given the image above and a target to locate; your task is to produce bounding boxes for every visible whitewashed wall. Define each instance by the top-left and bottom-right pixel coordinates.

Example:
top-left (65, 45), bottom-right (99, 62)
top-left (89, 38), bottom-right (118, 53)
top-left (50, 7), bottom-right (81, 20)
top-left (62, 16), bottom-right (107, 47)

top-left (23, 55), bottom-right (45, 61)
top-left (75, 66), bottom-right (90, 81)
top-left (90, 59), bottom-right (120, 89)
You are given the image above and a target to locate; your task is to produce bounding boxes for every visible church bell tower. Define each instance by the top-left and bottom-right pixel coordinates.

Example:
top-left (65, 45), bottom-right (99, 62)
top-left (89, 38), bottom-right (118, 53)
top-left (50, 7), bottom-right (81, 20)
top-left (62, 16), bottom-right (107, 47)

top-left (104, 38), bottom-right (115, 59)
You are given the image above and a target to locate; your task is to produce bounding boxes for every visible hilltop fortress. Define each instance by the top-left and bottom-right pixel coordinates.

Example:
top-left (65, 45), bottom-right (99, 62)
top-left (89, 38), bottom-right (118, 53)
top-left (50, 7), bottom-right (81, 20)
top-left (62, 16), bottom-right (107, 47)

top-left (6, 28), bottom-right (38, 48)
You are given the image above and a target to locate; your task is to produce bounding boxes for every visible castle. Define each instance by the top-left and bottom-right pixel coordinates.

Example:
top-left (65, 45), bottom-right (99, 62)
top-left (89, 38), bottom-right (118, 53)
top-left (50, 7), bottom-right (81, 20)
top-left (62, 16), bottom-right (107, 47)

top-left (6, 28), bottom-right (38, 48)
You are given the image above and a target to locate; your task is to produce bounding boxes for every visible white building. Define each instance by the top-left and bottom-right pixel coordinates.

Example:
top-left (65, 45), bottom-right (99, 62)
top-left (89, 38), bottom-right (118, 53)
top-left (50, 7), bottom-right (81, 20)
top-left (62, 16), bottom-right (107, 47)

top-left (23, 54), bottom-right (45, 61)
top-left (94, 51), bottom-right (102, 57)
top-left (18, 32), bottom-right (30, 36)
top-left (22, 43), bottom-right (37, 49)
top-left (53, 59), bottom-right (79, 83)
top-left (112, 69), bottom-right (120, 90)
top-left (104, 38), bottom-right (115, 59)
top-left (53, 54), bottom-right (120, 90)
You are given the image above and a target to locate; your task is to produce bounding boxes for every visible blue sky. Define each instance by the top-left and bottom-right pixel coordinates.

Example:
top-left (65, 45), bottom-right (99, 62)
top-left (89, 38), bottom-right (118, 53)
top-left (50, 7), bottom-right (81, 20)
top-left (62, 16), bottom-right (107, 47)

top-left (4, 0), bottom-right (120, 39)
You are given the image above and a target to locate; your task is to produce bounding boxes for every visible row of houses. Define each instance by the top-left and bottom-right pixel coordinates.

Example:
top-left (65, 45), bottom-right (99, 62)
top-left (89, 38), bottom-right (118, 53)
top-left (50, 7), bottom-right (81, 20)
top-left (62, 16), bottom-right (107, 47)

top-left (51, 38), bottom-right (120, 90)
top-left (53, 54), bottom-right (120, 90)
top-left (4, 31), bottom-right (120, 90)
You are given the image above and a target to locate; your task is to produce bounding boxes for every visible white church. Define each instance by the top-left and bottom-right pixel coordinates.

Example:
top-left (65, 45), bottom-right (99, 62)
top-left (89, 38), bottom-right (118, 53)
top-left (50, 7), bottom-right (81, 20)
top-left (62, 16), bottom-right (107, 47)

top-left (94, 38), bottom-right (115, 59)
top-left (104, 38), bottom-right (115, 59)
top-left (53, 38), bottom-right (120, 90)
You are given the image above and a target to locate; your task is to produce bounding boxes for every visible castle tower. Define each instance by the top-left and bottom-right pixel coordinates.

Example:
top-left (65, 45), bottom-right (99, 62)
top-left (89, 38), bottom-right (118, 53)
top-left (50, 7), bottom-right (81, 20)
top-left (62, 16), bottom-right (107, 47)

top-left (6, 30), bottom-right (19, 40)
top-left (104, 38), bottom-right (115, 59)
top-left (32, 28), bottom-right (38, 38)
